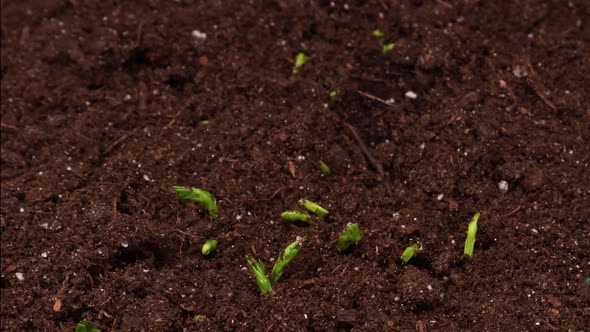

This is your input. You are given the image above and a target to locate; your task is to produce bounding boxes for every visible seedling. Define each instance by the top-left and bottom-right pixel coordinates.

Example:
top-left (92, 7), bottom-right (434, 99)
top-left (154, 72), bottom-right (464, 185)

top-left (372, 29), bottom-right (385, 38)
top-left (382, 42), bottom-right (395, 55)
top-left (463, 212), bottom-right (480, 260)
top-left (246, 256), bottom-right (273, 294)
top-left (246, 237), bottom-right (305, 294)
top-left (75, 319), bottom-right (101, 332)
top-left (194, 314), bottom-right (207, 323)
top-left (329, 88), bottom-right (341, 99)
top-left (201, 239), bottom-right (218, 257)
top-left (336, 223), bottom-right (362, 252)
top-left (281, 211), bottom-right (312, 224)
top-left (292, 52), bottom-right (307, 74)
top-left (400, 243), bottom-right (421, 265)
top-left (271, 237), bottom-right (305, 284)
top-left (319, 160), bottom-right (331, 175)
top-left (174, 186), bottom-right (218, 218)
top-left (298, 199), bottom-right (329, 218)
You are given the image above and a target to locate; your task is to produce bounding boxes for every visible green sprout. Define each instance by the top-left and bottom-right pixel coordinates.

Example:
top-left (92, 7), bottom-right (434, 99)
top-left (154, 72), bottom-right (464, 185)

top-left (464, 212), bottom-right (480, 260)
top-left (319, 160), bottom-right (331, 175)
top-left (292, 52), bottom-right (307, 74)
top-left (270, 237), bottom-right (305, 284)
top-left (75, 319), bottom-right (101, 332)
top-left (400, 243), bottom-right (421, 265)
top-left (194, 314), bottom-right (207, 323)
top-left (329, 88), bottom-right (341, 99)
top-left (382, 42), bottom-right (396, 55)
top-left (246, 237), bottom-right (305, 294)
top-left (281, 211), bottom-right (312, 224)
top-left (372, 29), bottom-right (385, 38)
top-left (201, 239), bottom-right (218, 257)
top-left (298, 199), bottom-right (329, 218)
top-left (174, 186), bottom-right (218, 218)
top-left (246, 256), bottom-right (273, 294)
top-left (336, 223), bottom-right (362, 252)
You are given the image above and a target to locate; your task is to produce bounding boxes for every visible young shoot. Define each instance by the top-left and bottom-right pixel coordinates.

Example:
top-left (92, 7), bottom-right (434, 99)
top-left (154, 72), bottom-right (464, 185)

top-left (75, 319), bottom-right (101, 332)
top-left (194, 314), bottom-right (207, 323)
top-left (463, 212), bottom-right (480, 260)
top-left (174, 186), bottom-right (218, 218)
top-left (319, 160), bottom-right (331, 175)
top-left (281, 211), bottom-right (312, 224)
top-left (292, 52), bottom-right (307, 74)
top-left (246, 256), bottom-right (273, 294)
top-left (336, 223), bottom-right (362, 252)
top-left (400, 243), bottom-right (421, 265)
top-left (372, 29), bottom-right (385, 38)
top-left (270, 236), bottom-right (305, 284)
top-left (201, 239), bottom-right (218, 257)
top-left (382, 42), bottom-right (396, 55)
top-left (298, 199), bottom-right (329, 218)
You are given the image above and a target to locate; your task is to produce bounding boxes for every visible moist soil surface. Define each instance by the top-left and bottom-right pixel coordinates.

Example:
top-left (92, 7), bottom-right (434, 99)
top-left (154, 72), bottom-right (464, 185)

top-left (1, 0), bottom-right (590, 331)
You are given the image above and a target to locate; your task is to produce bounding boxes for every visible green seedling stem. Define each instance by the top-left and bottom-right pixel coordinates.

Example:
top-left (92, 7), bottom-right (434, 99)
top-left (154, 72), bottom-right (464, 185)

top-left (319, 160), bottom-right (331, 175)
top-left (400, 243), bottom-right (421, 265)
top-left (281, 211), bottom-right (312, 224)
top-left (298, 199), bottom-right (329, 218)
top-left (372, 29), bottom-right (385, 38)
top-left (246, 256), bottom-right (273, 294)
top-left (201, 239), bottom-right (218, 257)
top-left (292, 52), bottom-right (307, 74)
top-left (174, 186), bottom-right (218, 218)
top-left (270, 237), bottom-right (305, 284)
top-left (75, 319), bottom-right (101, 332)
top-left (382, 43), bottom-right (395, 55)
top-left (336, 223), bottom-right (362, 252)
top-left (464, 212), bottom-right (480, 260)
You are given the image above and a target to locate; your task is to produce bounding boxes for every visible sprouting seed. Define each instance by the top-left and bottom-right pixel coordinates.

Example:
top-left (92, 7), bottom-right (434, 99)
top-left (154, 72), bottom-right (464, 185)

top-left (319, 160), bottom-right (331, 175)
top-left (329, 89), bottom-right (340, 99)
top-left (201, 239), bottom-right (218, 257)
top-left (382, 43), bottom-right (395, 55)
top-left (400, 243), bottom-right (421, 265)
top-left (194, 314), bottom-right (207, 323)
top-left (372, 29), bottom-right (385, 38)
top-left (292, 52), bottom-right (307, 74)
top-left (336, 223), bottom-right (362, 252)
top-left (270, 236), bottom-right (305, 284)
top-left (281, 211), bottom-right (312, 224)
top-left (75, 319), bottom-right (101, 332)
top-left (464, 212), bottom-right (480, 260)
top-left (298, 199), bottom-right (329, 218)
top-left (246, 256), bottom-right (273, 294)
top-left (174, 186), bottom-right (218, 218)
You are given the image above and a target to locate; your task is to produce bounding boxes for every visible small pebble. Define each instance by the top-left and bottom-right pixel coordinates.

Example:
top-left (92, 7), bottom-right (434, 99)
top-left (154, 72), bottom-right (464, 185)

top-left (405, 91), bottom-right (417, 99)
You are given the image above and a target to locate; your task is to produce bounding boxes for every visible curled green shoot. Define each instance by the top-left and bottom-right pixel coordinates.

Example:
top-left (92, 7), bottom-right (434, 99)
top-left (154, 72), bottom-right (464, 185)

top-left (270, 236), bottom-right (305, 284)
top-left (75, 319), bottom-right (101, 332)
top-left (298, 199), bottom-right (329, 218)
top-left (281, 211), bottom-right (312, 225)
top-left (292, 52), bottom-right (307, 74)
top-left (201, 239), bottom-right (218, 257)
top-left (246, 256), bottom-right (272, 294)
top-left (372, 29), bottom-right (385, 38)
top-left (319, 160), bottom-right (331, 175)
top-left (464, 212), bottom-right (480, 260)
top-left (400, 243), bottom-right (421, 265)
top-left (336, 223), bottom-right (362, 252)
top-left (194, 314), bottom-right (207, 323)
top-left (174, 186), bottom-right (218, 218)
top-left (382, 42), bottom-right (396, 55)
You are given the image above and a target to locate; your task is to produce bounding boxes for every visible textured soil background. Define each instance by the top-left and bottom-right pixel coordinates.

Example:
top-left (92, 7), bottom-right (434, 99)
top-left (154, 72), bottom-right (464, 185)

top-left (1, 0), bottom-right (590, 331)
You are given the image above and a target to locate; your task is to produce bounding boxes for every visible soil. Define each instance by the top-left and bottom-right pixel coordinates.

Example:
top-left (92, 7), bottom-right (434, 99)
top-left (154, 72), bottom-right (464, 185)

top-left (1, 0), bottom-right (590, 331)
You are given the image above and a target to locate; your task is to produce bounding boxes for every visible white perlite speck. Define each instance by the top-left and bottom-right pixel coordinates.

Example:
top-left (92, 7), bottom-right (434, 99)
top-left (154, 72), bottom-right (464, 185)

top-left (191, 30), bottom-right (207, 41)
top-left (498, 180), bottom-right (509, 193)
top-left (405, 91), bottom-right (417, 99)
top-left (436, 194), bottom-right (444, 201)
top-left (15, 272), bottom-right (25, 281)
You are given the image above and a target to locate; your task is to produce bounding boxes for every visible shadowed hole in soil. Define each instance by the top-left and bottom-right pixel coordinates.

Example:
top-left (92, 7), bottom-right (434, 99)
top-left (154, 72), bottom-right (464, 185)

top-left (109, 241), bottom-right (177, 270)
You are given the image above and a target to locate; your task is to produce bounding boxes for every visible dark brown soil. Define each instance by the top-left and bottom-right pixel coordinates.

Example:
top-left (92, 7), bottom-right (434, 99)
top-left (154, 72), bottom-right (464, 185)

top-left (2, 0), bottom-right (590, 331)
